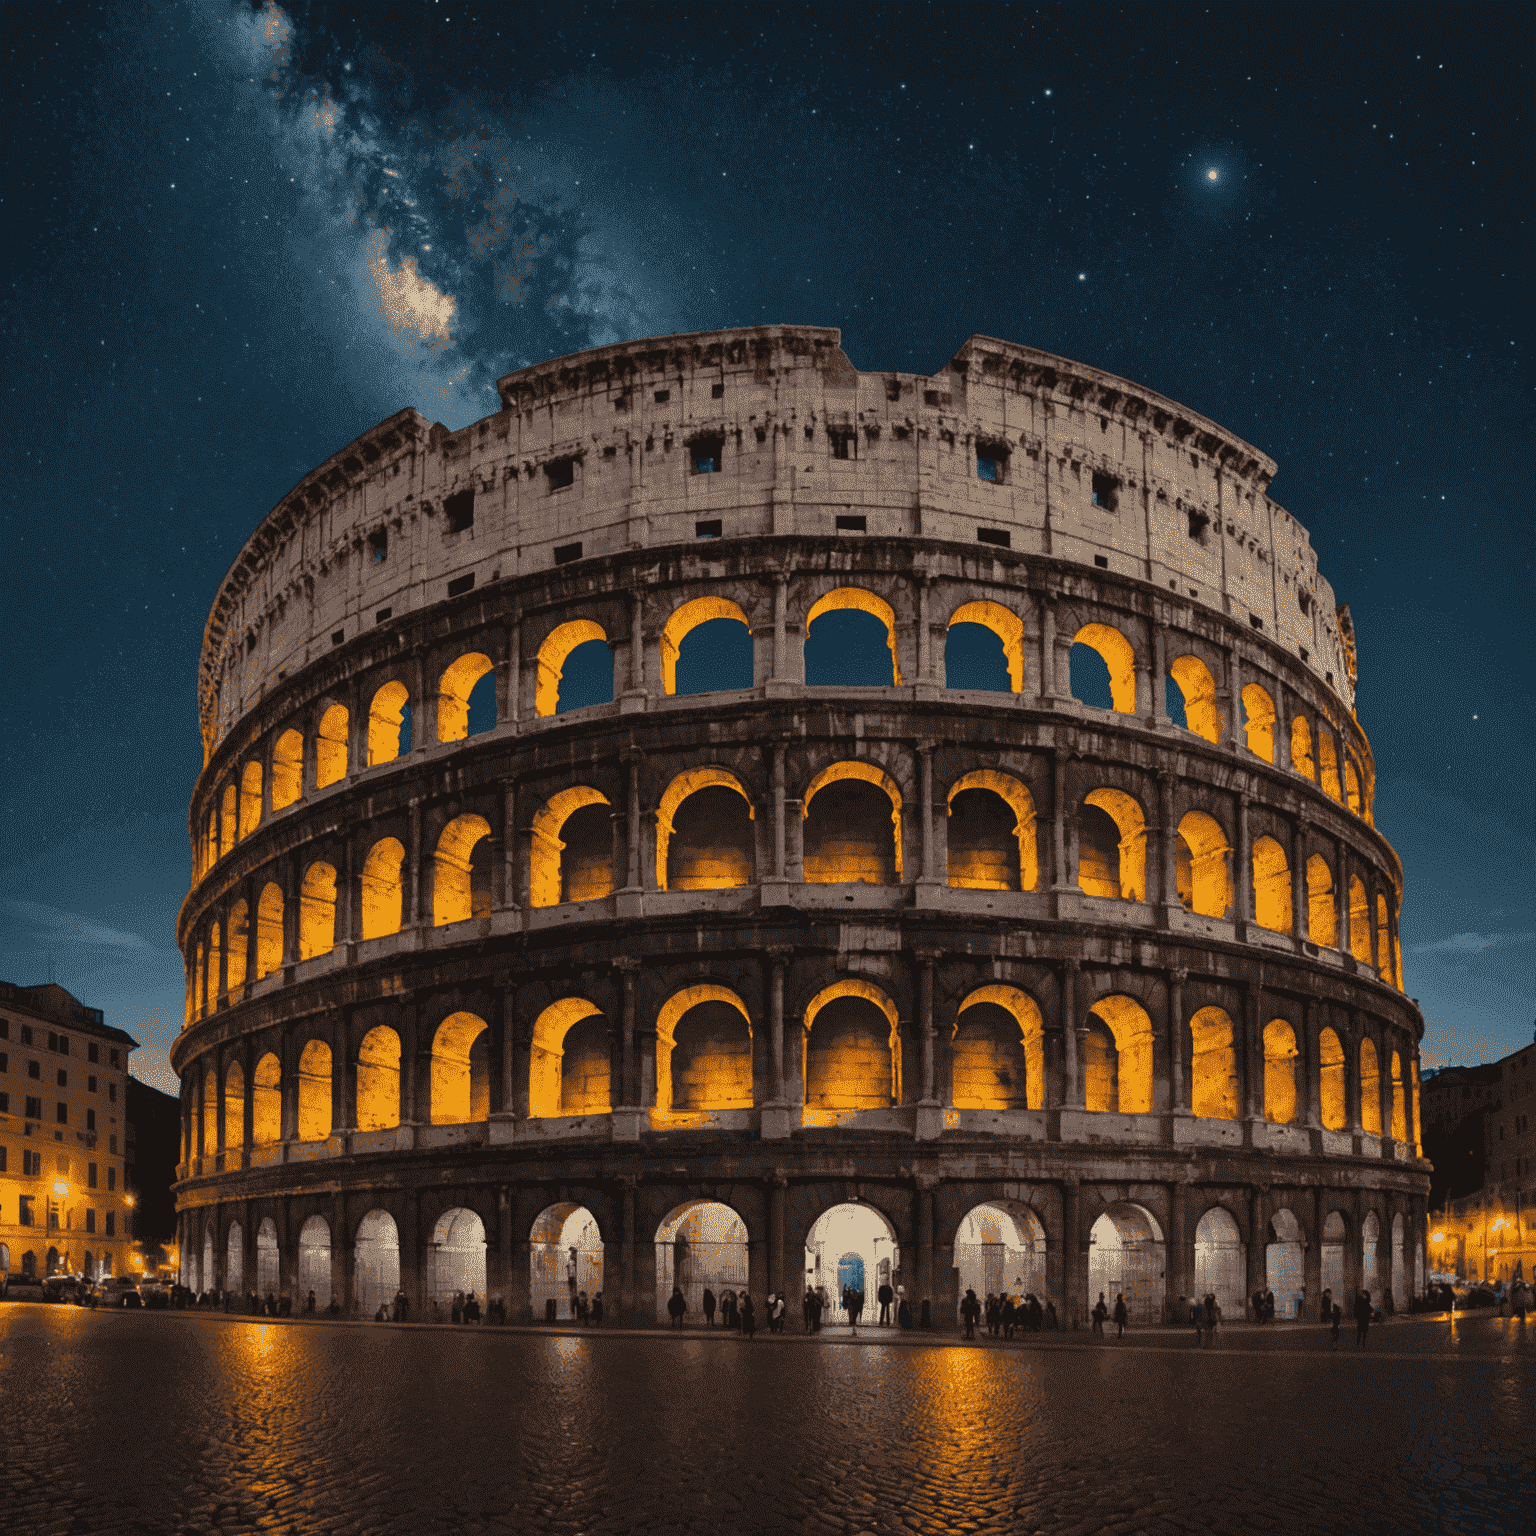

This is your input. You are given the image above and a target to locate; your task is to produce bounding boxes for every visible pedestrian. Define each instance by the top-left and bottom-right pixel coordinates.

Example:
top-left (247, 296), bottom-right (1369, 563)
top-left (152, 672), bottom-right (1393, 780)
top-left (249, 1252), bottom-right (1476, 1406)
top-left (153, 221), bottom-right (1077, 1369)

top-left (1028, 1294), bottom-right (1043, 1333)
top-left (1001, 1294), bottom-right (1016, 1340)
top-left (1193, 1295), bottom-right (1206, 1346)
top-left (724, 1289), bottom-right (739, 1330)
top-left (1384, 1288), bottom-right (1395, 1317)
top-left (464, 1292), bottom-right (481, 1324)
top-left (1205, 1293), bottom-right (1222, 1347)
top-left (451, 1294), bottom-right (463, 1325)
top-left (306, 1289), bottom-right (317, 1314)
top-left (1320, 1287), bottom-right (1332, 1325)
top-left (590, 1292), bottom-right (603, 1326)
top-left (668, 1286), bottom-right (686, 1328)
top-left (811, 1289), bottom-right (824, 1332)
top-left (375, 1303), bottom-right (387, 1322)
top-left (878, 1280), bottom-right (894, 1326)
top-left (898, 1293), bottom-right (912, 1330)
top-left (577, 1289), bottom-right (590, 1326)
top-left (961, 1288), bottom-right (980, 1339)
top-left (740, 1293), bottom-right (756, 1338)
top-left (849, 1288), bottom-right (864, 1333)
top-left (265, 1291), bottom-right (277, 1317)
top-left (803, 1288), bottom-right (815, 1331)
top-left (1330, 1301), bottom-right (1342, 1350)
top-left (327, 1294), bottom-right (340, 1316)
top-left (1092, 1293), bottom-right (1108, 1335)
top-left (1355, 1289), bottom-right (1372, 1347)
top-left (773, 1293), bottom-right (786, 1332)
top-left (1113, 1293), bottom-right (1128, 1339)
top-left (702, 1286), bottom-right (717, 1327)
top-left (985, 1294), bottom-right (1000, 1338)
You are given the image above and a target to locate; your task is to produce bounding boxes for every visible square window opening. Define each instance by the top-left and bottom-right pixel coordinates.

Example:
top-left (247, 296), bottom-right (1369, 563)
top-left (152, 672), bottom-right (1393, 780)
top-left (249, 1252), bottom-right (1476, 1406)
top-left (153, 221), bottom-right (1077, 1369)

top-left (691, 435), bottom-right (725, 475)
top-left (1249, 614), bottom-right (1264, 630)
top-left (829, 429), bottom-right (855, 460)
top-left (368, 528), bottom-right (388, 563)
top-left (1091, 471), bottom-right (1120, 512)
top-left (1094, 554), bottom-right (1109, 569)
top-left (695, 519), bottom-right (722, 538)
top-left (376, 607), bottom-right (392, 624)
top-left (976, 443), bottom-right (1008, 483)
top-left (331, 629), bottom-right (345, 647)
top-left (1187, 508), bottom-right (1211, 540)
top-left (443, 489), bottom-right (475, 532)
top-left (835, 514), bottom-right (866, 532)
top-left (711, 382), bottom-right (724, 398)
top-left (977, 527), bottom-right (1011, 548)
top-left (447, 573), bottom-right (475, 598)
top-left (553, 541), bottom-right (582, 565)
top-left (546, 458), bottom-right (576, 491)
top-left (654, 389), bottom-right (670, 404)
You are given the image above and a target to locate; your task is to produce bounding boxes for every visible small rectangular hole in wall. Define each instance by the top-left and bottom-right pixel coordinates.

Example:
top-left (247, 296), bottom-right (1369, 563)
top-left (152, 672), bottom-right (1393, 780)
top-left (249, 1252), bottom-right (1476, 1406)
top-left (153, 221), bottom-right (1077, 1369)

top-left (835, 514), bottom-right (866, 532)
top-left (375, 607), bottom-right (392, 624)
top-left (711, 382), bottom-right (724, 398)
top-left (1249, 614), bottom-right (1264, 630)
top-left (1325, 670), bottom-right (1334, 685)
top-left (977, 527), bottom-right (1010, 548)
top-left (755, 426), bottom-right (767, 443)
top-left (554, 541), bottom-right (582, 564)
top-left (1300, 646), bottom-right (1309, 662)
top-left (886, 378), bottom-right (902, 402)
top-left (331, 630), bottom-right (345, 647)
top-left (1187, 507), bottom-right (1211, 542)
top-left (1298, 589), bottom-right (1312, 615)
top-left (1189, 588), bottom-right (1199, 598)
top-left (976, 443), bottom-right (1008, 482)
top-left (654, 389), bottom-right (670, 404)
top-left (690, 435), bottom-right (724, 474)
top-left (368, 528), bottom-right (388, 563)
top-left (1169, 579), bottom-right (1178, 590)
top-left (829, 429), bottom-right (855, 459)
top-left (245, 632), bottom-right (257, 654)
top-left (447, 573), bottom-right (475, 598)
top-left (1094, 554), bottom-right (1109, 569)
top-left (695, 519), bottom-right (722, 538)
top-left (1091, 471), bottom-right (1120, 512)
top-left (444, 489), bottom-right (475, 532)
top-left (924, 389), bottom-right (940, 406)
top-left (546, 457), bottom-right (575, 491)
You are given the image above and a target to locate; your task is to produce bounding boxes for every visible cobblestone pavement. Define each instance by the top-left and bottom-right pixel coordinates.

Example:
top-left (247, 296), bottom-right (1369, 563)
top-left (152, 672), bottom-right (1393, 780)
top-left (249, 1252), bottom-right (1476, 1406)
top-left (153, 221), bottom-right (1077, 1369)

top-left (2, 1306), bottom-right (1530, 1536)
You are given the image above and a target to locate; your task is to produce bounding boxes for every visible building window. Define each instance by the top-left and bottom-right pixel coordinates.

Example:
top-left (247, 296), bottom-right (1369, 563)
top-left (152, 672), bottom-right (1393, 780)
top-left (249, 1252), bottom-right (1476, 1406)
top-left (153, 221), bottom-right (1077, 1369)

top-left (690, 436), bottom-right (725, 474)
top-left (107, 1167), bottom-right (116, 1191)
top-left (105, 1212), bottom-right (115, 1237)
top-left (828, 428), bottom-right (856, 460)
top-left (109, 1049), bottom-right (118, 1067)
top-left (88, 1042), bottom-right (99, 1064)
top-left (86, 1209), bottom-right (96, 1234)
top-left (368, 527), bottom-right (388, 563)
top-left (835, 514), bottom-right (866, 532)
top-left (28, 1060), bottom-right (40, 1079)
top-left (0, 1051), bottom-right (7, 1072)
top-left (1091, 472), bottom-right (1120, 511)
top-left (88, 1163), bottom-right (98, 1189)
top-left (57, 1069), bottom-right (67, 1088)
top-left (22, 1026), bottom-right (33, 1045)
top-left (86, 1109), bottom-right (96, 1132)
top-left (88, 1076), bottom-right (97, 1093)
top-left (546, 458), bottom-right (576, 491)
top-left (19, 1196), bottom-right (33, 1227)
top-left (108, 1083), bottom-right (116, 1104)
top-left (23, 1150), bottom-right (40, 1176)
top-left (0, 1145), bottom-right (5, 1172)
top-left (977, 527), bottom-right (1010, 548)
top-left (443, 489), bottom-right (475, 532)
top-left (25, 1096), bottom-right (42, 1120)
top-left (553, 541), bottom-right (582, 564)
top-left (0, 1019), bottom-right (7, 1039)
top-left (56, 1103), bottom-right (68, 1125)
top-left (109, 1136), bottom-right (117, 1155)
top-left (57, 1035), bottom-right (69, 1055)
top-left (0, 1091), bottom-right (7, 1113)
top-left (976, 444), bottom-right (1009, 482)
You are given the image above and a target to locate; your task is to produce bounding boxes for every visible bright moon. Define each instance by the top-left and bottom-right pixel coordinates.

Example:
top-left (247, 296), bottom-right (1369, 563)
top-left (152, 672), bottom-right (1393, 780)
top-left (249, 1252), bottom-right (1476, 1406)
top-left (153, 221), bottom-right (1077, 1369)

top-left (1207, 168), bottom-right (1219, 182)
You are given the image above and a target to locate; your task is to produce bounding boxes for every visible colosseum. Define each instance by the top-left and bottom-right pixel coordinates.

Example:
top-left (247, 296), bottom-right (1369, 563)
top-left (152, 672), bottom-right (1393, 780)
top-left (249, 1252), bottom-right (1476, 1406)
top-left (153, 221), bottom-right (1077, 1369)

top-left (171, 324), bottom-right (1431, 1328)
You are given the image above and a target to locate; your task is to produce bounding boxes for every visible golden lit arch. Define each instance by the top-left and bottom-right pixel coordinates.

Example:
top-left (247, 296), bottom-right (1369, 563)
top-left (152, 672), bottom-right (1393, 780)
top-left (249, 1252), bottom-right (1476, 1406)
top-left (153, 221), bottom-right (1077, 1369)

top-left (955, 985), bottom-right (1044, 1111)
top-left (316, 703), bottom-right (349, 787)
top-left (271, 729), bottom-right (303, 810)
top-left (536, 620), bottom-right (608, 718)
top-left (203, 807), bottom-right (217, 875)
top-left (1072, 622), bottom-right (1136, 713)
top-left (806, 587), bottom-right (902, 685)
top-left (1168, 653), bottom-right (1221, 743)
top-left (1307, 854), bottom-right (1337, 947)
top-left (802, 760), bottom-right (904, 880)
top-left (202, 1067), bottom-right (217, 1156)
top-left (1359, 1036), bottom-right (1381, 1134)
top-left (356, 1026), bottom-right (401, 1132)
top-left (1376, 894), bottom-right (1391, 978)
top-left (946, 770), bottom-right (1038, 890)
top-left (1318, 728), bottom-right (1343, 802)
top-left (223, 1060), bottom-right (244, 1150)
top-left (1242, 683), bottom-right (1276, 762)
top-left (252, 1052), bottom-right (281, 1145)
top-left (802, 978), bottom-right (901, 1113)
top-left (360, 838), bottom-right (404, 940)
top-left (1176, 810), bottom-right (1232, 918)
top-left (1319, 1026), bottom-right (1346, 1130)
top-left (433, 814), bottom-right (492, 926)
top-left (529, 998), bottom-right (605, 1118)
top-left (530, 787), bottom-right (611, 908)
top-left (653, 985), bottom-right (753, 1115)
top-left (1086, 994), bottom-right (1154, 1114)
top-left (367, 681), bottom-right (410, 766)
top-left (1390, 1049), bottom-right (1407, 1142)
top-left (238, 761), bottom-right (263, 839)
top-left (298, 861), bottom-right (336, 960)
top-left (226, 900), bottom-right (248, 994)
top-left (947, 600), bottom-right (1025, 692)
top-left (431, 1011), bottom-right (488, 1125)
top-left (1252, 835), bottom-right (1292, 933)
top-left (1263, 1018), bottom-right (1299, 1124)
top-left (1291, 717), bottom-right (1315, 780)
top-left (1190, 1006), bottom-right (1239, 1121)
top-left (296, 1039), bottom-right (332, 1142)
top-left (655, 768), bottom-right (754, 891)
top-left (255, 882), bottom-right (284, 979)
top-left (437, 652), bottom-right (495, 742)
top-left (1344, 756), bottom-right (1363, 816)
top-left (661, 597), bottom-right (751, 695)
top-left (193, 940), bottom-right (205, 1019)
top-left (1348, 875), bottom-right (1371, 962)
top-left (205, 923), bottom-right (221, 1012)
top-left (1081, 787), bottom-right (1147, 901)
top-left (219, 783), bottom-right (237, 859)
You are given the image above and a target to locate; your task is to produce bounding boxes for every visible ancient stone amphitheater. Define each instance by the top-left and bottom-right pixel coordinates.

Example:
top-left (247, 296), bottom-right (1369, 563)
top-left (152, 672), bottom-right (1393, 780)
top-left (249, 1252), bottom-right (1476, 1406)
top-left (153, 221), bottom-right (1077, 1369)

top-left (171, 325), bottom-right (1429, 1327)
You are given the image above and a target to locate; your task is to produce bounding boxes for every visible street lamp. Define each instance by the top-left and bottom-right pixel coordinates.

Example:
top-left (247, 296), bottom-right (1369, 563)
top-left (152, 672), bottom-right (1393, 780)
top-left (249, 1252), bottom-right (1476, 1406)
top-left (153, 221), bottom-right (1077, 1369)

top-left (47, 1180), bottom-right (70, 1275)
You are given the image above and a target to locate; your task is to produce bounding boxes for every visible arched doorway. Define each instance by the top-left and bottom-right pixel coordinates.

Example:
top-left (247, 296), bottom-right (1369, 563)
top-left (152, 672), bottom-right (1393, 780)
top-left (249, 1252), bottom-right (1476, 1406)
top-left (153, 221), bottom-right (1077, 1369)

top-left (1193, 1206), bottom-right (1245, 1319)
top-left (1321, 1211), bottom-right (1346, 1303)
top-left (1391, 1213), bottom-right (1406, 1307)
top-left (1088, 1203), bottom-right (1164, 1325)
top-left (1361, 1211), bottom-right (1381, 1298)
top-left (531, 1204), bottom-right (603, 1321)
top-left (953, 1200), bottom-right (1048, 1320)
top-left (355, 1210), bottom-right (400, 1319)
top-left (427, 1208), bottom-right (487, 1308)
top-left (1265, 1209), bottom-right (1305, 1318)
top-left (804, 1202), bottom-right (899, 1326)
top-left (256, 1217), bottom-right (280, 1296)
top-left (226, 1221), bottom-right (244, 1295)
top-left (202, 1227), bottom-right (215, 1294)
top-left (182, 1242), bottom-right (197, 1294)
top-left (297, 1216), bottom-right (331, 1306)
top-left (655, 1201), bottom-right (748, 1324)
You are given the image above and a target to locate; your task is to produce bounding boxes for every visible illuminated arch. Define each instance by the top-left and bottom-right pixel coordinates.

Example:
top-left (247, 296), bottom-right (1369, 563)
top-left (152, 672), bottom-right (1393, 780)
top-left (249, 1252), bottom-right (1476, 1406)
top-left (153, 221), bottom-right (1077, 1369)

top-left (315, 703), bottom-right (349, 787)
top-left (1318, 1027), bottom-right (1346, 1130)
top-left (193, 941), bottom-right (205, 1020)
top-left (201, 1067), bottom-right (217, 1156)
top-left (656, 768), bottom-right (754, 891)
top-left (1169, 654), bottom-right (1221, 743)
top-left (1176, 810), bottom-right (1232, 918)
top-left (356, 1026), bottom-right (401, 1132)
top-left (802, 761), bottom-right (904, 882)
top-left (360, 838), bottom-right (405, 940)
top-left (947, 600), bottom-right (1025, 692)
top-left (805, 587), bottom-right (902, 686)
top-left (1242, 683), bottom-right (1276, 762)
top-left (431, 1011), bottom-right (489, 1125)
top-left (205, 923), bottom-right (221, 1012)
top-left (203, 807), bottom-right (216, 875)
top-left (367, 681), bottom-right (411, 766)
top-left (219, 783), bottom-right (237, 859)
top-left (1251, 835), bottom-right (1292, 932)
top-left (1344, 756), bottom-right (1363, 816)
top-left (271, 729), bottom-right (304, 810)
top-left (530, 787), bottom-right (612, 908)
top-left (1080, 788), bottom-right (1146, 901)
top-left (1072, 622), bottom-right (1136, 713)
top-left (1190, 1006), bottom-right (1239, 1121)
top-left (1348, 875), bottom-right (1371, 963)
top-left (436, 651), bottom-right (495, 742)
top-left (1390, 1049), bottom-right (1407, 1142)
top-left (536, 620), bottom-right (608, 718)
top-left (654, 985), bottom-right (754, 1115)
top-left (1290, 717), bottom-right (1315, 780)
top-left (1359, 1036), bottom-right (1382, 1135)
top-left (1085, 994), bottom-right (1154, 1114)
top-left (529, 998), bottom-right (607, 1118)
top-left (946, 770), bottom-right (1037, 891)
top-left (238, 760), bottom-right (263, 839)
top-left (226, 901), bottom-right (247, 994)
top-left (255, 882), bottom-right (284, 979)
top-left (298, 861), bottom-right (336, 960)
top-left (661, 597), bottom-right (752, 695)
top-left (222, 1060), bottom-right (244, 1152)
top-left (802, 979), bottom-right (901, 1112)
top-left (1318, 728), bottom-right (1343, 802)
top-left (252, 1052), bottom-right (281, 1145)
top-left (1307, 855), bottom-right (1337, 947)
top-left (1263, 1018), bottom-right (1299, 1124)
top-left (1376, 894), bottom-right (1391, 978)
top-left (433, 814), bottom-right (492, 926)
top-left (951, 986), bottom-right (1043, 1111)
top-left (296, 1039), bottom-right (332, 1142)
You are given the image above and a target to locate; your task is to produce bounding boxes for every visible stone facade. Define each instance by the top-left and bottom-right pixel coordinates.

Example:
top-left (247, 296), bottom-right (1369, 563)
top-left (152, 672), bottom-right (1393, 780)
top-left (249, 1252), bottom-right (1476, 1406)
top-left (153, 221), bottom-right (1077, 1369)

top-left (171, 325), bottom-right (1430, 1325)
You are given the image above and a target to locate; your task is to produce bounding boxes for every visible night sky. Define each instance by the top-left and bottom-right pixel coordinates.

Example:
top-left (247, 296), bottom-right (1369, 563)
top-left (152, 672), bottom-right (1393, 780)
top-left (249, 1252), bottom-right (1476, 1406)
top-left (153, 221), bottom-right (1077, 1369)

top-left (2, 2), bottom-right (1530, 1093)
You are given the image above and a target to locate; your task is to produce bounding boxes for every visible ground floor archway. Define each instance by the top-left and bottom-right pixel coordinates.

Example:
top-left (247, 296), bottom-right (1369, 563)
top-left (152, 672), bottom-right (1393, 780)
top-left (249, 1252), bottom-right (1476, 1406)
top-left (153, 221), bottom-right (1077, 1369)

top-left (953, 1200), bottom-right (1048, 1321)
top-left (1088, 1203), bottom-right (1164, 1325)
top-left (256, 1217), bottom-right (279, 1296)
top-left (427, 1208), bottom-right (486, 1309)
top-left (531, 1203), bottom-right (603, 1321)
top-left (1193, 1206), bottom-right (1245, 1319)
top-left (655, 1200), bottom-right (748, 1323)
top-left (355, 1209), bottom-right (400, 1318)
top-left (1265, 1209), bottom-right (1305, 1318)
top-left (226, 1221), bottom-right (244, 1295)
top-left (297, 1215), bottom-right (331, 1307)
top-left (1320, 1211), bottom-right (1346, 1304)
top-left (805, 1201), bottom-right (899, 1325)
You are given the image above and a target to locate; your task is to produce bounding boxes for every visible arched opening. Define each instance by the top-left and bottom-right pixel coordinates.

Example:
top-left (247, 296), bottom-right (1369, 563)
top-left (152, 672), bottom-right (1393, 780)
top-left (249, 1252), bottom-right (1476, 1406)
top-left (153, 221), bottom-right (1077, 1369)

top-left (528, 999), bottom-right (608, 1118)
top-left (954, 987), bottom-right (1043, 1112)
top-left (238, 761), bottom-right (263, 839)
top-left (802, 762), bottom-right (902, 884)
top-left (360, 838), bottom-right (405, 939)
top-left (202, 1067), bottom-right (218, 1155)
top-left (200, 1229), bottom-right (214, 1292)
top-left (1306, 855), bottom-right (1337, 947)
top-left (298, 861), bottom-right (336, 960)
top-left (223, 1061), bottom-right (244, 1151)
top-left (656, 1200), bottom-right (749, 1325)
top-left (657, 770), bottom-right (755, 891)
top-left (427, 1208), bottom-right (486, 1307)
top-left (430, 1012), bottom-right (489, 1125)
top-left (226, 901), bottom-right (248, 994)
top-left (946, 771), bottom-right (1036, 890)
top-left (193, 941), bottom-right (205, 1021)
top-left (1291, 717), bottom-right (1315, 780)
top-left (296, 1040), bottom-right (332, 1142)
top-left (297, 1215), bottom-right (331, 1306)
top-left (1360, 1210), bottom-right (1381, 1297)
top-left (356, 1026), bottom-right (401, 1132)
top-left (1348, 876), bottom-right (1371, 963)
top-left (804, 588), bottom-right (901, 687)
top-left (252, 1053), bottom-right (281, 1145)
top-left (1175, 810), bottom-right (1232, 918)
top-left (805, 1201), bottom-right (899, 1326)
top-left (1318, 729), bottom-right (1342, 802)
top-left (946, 601), bottom-right (1024, 693)
top-left (1071, 623), bottom-right (1136, 713)
top-left (1078, 789), bottom-right (1146, 901)
top-left (1344, 757), bottom-right (1363, 816)
top-left (655, 987), bottom-right (753, 1116)
top-left (1319, 1027), bottom-right (1346, 1130)
top-left (255, 883), bottom-right (284, 979)
top-left (367, 681), bottom-right (412, 766)
top-left (1084, 995), bottom-right (1154, 1114)
top-left (1242, 684), bottom-right (1276, 762)
top-left (1263, 1019), bottom-right (1299, 1124)
top-left (355, 1210), bottom-right (400, 1319)
top-left (254, 1219), bottom-right (279, 1296)
top-left (1168, 654), bottom-right (1221, 743)
top-left (218, 782), bottom-right (237, 860)
top-left (1252, 836), bottom-right (1292, 932)
top-left (1194, 1206), bottom-right (1245, 1319)
top-left (432, 814), bottom-right (492, 927)
top-left (803, 981), bottom-right (900, 1118)
top-left (226, 1221), bottom-right (244, 1294)
top-left (530, 788), bottom-right (614, 907)
top-left (536, 620), bottom-right (613, 717)
top-left (1376, 894), bottom-right (1391, 979)
top-left (1321, 1211), bottom-right (1346, 1301)
top-left (437, 652), bottom-right (495, 742)
top-left (662, 597), bottom-right (753, 695)
top-left (1266, 1209), bottom-right (1305, 1318)
top-left (1190, 1006), bottom-right (1240, 1121)
top-left (315, 703), bottom-right (349, 788)
top-left (205, 924), bottom-right (221, 1012)
top-left (1391, 1213), bottom-right (1406, 1306)
top-left (271, 729), bottom-right (303, 810)
top-left (1089, 1203), bottom-right (1165, 1325)
top-left (954, 1201), bottom-right (1047, 1318)
top-left (204, 808), bottom-right (217, 875)
top-left (531, 1203), bottom-right (603, 1321)
top-left (1359, 1037), bottom-right (1382, 1135)
top-left (1390, 1050), bottom-right (1407, 1142)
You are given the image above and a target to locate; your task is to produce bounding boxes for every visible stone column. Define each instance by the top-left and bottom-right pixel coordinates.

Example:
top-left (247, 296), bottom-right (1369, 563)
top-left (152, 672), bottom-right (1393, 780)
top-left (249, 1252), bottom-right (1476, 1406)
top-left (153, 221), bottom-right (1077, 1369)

top-left (1168, 968), bottom-right (1188, 1113)
top-left (766, 946), bottom-right (792, 1114)
top-left (1038, 595), bottom-right (1056, 703)
top-left (503, 614), bottom-right (521, 728)
top-left (215, 1053), bottom-right (228, 1155)
top-left (1246, 1187), bottom-right (1267, 1318)
top-left (771, 743), bottom-right (787, 881)
top-left (1292, 815), bottom-right (1309, 941)
top-left (1378, 1028), bottom-right (1395, 1148)
top-left (1152, 624), bottom-right (1169, 724)
top-left (916, 574), bottom-right (931, 682)
top-left (1235, 793), bottom-right (1253, 929)
top-left (1305, 1186), bottom-right (1323, 1319)
top-left (772, 572), bottom-right (788, 684)
top-left (618, 1178), bottom-right (637, 1326)
top-left (629, 588), bottom-right (645, 694)
top-left (1345, 1011), bottom-right (1363, 1135)
top-left (1336, 839), bottom-right (1352, 960)
top-left (1228, 646), bottom-right (1244, 751)
top-left (1061, 960), bottom-right (1082, 1108)
top-left (405, 801), bottom-right (422, 928)
top-left (1158, 770), bottom-right (1179, 913)
top-left (1243, 980), bottom-right (1263, 1123)
top-left (489, 1187), bottom-right (512, 1316)
top-left (1062, 1179), bottom-right (1082, 1328)
top-left (333, 1007), bottom-right (356, 1136)
top-left (918, 743), bottom-right (936, 883)
top-left (1167, 1181), bottom-right (1189, 1320)
top-left (399, 999), bottom-right (420, 1126)
top-left (1050, 749), bottom-right (1070, 890)
top-left (241, 1043), bottom-right (255, 1166)
top-left (410, 651), bottom-right (429, 754)
top-left (1301, 998), bottom-right (1322, 1130)
top-left (916, 1181), bottom-right (936, 1323)
top-left (333, 1193), bottom-right (354, 1313)
top-left (768, 1175), bottom-right (788, 1303)
top-left (279, 1030), bottom-right (299, 1144)
top-left (916, 950), bottom-right (941, 1140)
top-left (626, 759), bottom-right (642, 890)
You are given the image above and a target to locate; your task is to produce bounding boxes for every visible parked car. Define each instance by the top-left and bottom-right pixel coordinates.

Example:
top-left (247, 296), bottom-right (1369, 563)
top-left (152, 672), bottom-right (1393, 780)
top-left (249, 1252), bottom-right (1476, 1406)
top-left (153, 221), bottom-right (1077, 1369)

top-left (98, 1277), bottom-right (144, 1309)
top-left (2, 1272), bottom-right (48, 1302)
top-left (139, 1282), bottom-right (171, 1310)
top-left (42, 1274), bottom-right (97, 1306)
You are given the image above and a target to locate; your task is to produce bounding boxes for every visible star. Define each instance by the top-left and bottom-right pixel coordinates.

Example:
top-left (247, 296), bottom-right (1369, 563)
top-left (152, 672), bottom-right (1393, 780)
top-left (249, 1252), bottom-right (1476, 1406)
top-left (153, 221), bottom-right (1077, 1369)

top-left (1207, 169), bottom-right (1219, 182)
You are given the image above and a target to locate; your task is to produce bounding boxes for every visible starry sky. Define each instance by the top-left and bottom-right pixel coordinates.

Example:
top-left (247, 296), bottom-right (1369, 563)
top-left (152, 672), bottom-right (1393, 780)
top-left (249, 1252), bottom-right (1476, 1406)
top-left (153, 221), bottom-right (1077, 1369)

top-left (2, 1), bottom-right (1530, 1094)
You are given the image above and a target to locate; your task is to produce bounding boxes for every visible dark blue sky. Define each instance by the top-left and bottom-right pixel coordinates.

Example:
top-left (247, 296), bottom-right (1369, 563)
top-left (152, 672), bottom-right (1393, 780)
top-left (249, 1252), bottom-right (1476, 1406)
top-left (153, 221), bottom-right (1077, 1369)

top-left (2, 1), bottom-right (1530, 1091)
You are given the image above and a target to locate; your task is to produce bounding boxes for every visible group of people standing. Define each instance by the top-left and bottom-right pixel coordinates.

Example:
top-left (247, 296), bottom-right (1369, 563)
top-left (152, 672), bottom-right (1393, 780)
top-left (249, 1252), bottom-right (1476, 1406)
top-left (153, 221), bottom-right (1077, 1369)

top-left (667, 1285), bottom-right (772, 1333)
top-left (960, 1289), bottom-right (1060, 1339)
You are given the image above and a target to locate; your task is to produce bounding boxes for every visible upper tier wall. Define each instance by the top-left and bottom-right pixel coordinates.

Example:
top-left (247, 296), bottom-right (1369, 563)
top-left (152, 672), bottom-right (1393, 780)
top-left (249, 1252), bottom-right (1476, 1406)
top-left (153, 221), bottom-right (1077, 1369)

top-left (200, 326), bottom-right (1353, 756)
